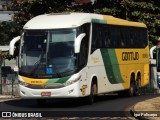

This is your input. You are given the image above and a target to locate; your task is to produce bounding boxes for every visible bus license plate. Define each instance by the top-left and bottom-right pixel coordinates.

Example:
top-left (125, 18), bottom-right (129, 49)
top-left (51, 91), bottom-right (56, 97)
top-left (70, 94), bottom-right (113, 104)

top-left (41, 92), bottom-right (51, 96)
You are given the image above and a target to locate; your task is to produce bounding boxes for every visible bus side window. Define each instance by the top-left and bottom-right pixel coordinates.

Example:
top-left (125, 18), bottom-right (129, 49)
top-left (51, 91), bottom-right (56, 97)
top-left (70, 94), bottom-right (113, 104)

top-left (78, 40), bottom-right (87, 67)
top-left (109, 26), bottom-right (115, 47)
top-left (132, 27), bottom-right (139, 48)
top-left (120, 27), bottom-right (125, 47)
top-left (77, 23), bottom-right (90, 67)
top-left (140, 28), bottom-right (147, 48)
top-left (109, 25), bottom-right (121, 48)
top-left (98, 29), bottom-right (103, 47)
top-left (104, 30), bottom-right (111, 48)
top-left (125, 27), bottom-right (131, 48)
top-left (115, 27), bottom-right (121, 48)
top-left (91, 24), bottom-right (98, 53)
top-left (129, 27), bottom-right (134, 48)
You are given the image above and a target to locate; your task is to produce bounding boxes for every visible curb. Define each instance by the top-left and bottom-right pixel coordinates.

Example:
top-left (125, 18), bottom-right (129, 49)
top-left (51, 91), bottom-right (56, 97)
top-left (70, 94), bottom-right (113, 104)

top-left (0, 96), bottom-right (14, 99)
top-left (0, 95), bottom-right (19, 99)
top-left (0, 95), bottom-right (19, 102)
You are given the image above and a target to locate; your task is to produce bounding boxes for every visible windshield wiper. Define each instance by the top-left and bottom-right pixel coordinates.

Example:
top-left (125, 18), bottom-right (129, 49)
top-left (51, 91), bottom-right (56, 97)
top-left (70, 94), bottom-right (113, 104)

top-left (29, 60), bottom-right (44, 77)
top-left (29, 47), bottom-right (46, 76)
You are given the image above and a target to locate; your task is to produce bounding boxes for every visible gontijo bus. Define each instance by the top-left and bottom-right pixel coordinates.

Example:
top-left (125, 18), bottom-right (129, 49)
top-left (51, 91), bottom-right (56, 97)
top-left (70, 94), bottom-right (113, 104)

top-left (9, 13), bottom-right (149, 105)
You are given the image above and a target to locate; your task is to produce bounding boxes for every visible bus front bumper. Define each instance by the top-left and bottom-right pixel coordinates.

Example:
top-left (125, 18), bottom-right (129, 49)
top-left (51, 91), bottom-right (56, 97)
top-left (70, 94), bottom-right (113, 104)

top-left (19, 82), bottom-right (82, 98)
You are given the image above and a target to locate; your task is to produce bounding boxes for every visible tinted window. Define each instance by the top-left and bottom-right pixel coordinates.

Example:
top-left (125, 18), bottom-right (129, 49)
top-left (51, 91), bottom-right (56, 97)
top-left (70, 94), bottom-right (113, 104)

top-left (91, 23), bottom-right (148, 53)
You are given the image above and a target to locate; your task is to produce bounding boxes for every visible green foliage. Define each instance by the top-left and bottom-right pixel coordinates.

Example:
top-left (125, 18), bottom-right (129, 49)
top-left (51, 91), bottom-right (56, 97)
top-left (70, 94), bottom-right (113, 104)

top-left (94, 0), bottom-right (160, 47)
top-left (9, 0), bottom-right (84, 33)
top-left (0, 21), bottom-right (18, 45)
top-left (0, 21), bottom-right (19, 59)
top-left (3, 0), bottom-right (160, 49)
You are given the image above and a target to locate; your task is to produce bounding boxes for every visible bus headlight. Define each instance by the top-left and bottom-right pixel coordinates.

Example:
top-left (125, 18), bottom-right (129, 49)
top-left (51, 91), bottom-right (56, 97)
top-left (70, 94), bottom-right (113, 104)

top-left (19, 80), bottom-right (29, 87)
top-left (64, 75), bottom-right (81, 86)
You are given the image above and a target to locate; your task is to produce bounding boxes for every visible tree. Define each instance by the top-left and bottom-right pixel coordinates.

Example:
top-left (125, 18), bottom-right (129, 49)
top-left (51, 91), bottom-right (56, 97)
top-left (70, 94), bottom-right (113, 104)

top-left (9, 0), bottom-right (83, 33)
top-left (94, 0), bottom-right (160, 47)
top-left (0, 21), bottom-right (18, 45)
top-left (9, 0), bottom-right (160, 48)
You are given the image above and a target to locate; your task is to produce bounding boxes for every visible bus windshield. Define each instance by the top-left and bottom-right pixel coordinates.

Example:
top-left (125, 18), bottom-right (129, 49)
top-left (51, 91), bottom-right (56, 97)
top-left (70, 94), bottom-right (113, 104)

top-left (19, 29), bottom-right (76, 78)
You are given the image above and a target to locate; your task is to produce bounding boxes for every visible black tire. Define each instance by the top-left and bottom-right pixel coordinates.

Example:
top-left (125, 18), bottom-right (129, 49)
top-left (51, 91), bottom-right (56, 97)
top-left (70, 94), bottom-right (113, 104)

top-left (134, 77), bottom-right (140, 96)
top-left (127, 76), bottom-right (134, 97)
top-left (86, 83), bottom-right (96, 105)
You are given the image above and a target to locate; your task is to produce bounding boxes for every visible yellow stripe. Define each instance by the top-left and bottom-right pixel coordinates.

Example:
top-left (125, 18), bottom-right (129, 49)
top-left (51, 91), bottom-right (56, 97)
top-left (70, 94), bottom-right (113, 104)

top-left (103, 15), bottom-right (146, 28)
top-left (20, 76), bottom-right (48, 85)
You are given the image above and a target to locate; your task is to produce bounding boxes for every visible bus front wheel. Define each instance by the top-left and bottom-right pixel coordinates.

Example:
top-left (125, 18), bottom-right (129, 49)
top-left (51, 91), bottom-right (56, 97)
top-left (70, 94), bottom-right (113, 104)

top-left (86, 83), bottom-right (97, 105)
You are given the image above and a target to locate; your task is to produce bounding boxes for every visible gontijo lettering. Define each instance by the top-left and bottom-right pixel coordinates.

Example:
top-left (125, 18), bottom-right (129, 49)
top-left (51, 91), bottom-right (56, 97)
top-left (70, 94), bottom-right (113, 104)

top-left (122, 52), bottom-right (139, 61)
top-left (31, 80), bottom-right (42, 84)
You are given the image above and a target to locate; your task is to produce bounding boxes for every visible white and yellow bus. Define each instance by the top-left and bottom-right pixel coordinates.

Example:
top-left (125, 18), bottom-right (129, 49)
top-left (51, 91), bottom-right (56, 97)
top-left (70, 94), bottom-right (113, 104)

top-left (10, 13), bottom-right (149, 105)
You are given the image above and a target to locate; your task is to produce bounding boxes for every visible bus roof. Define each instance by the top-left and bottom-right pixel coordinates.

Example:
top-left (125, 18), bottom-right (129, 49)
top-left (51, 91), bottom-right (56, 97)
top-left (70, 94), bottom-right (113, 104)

top-left (91, 14), bottom-right (147, 28)
top-left (23, 13), bottom-right (146, 30)
top-left (23, 13), bottom-right (91, 29)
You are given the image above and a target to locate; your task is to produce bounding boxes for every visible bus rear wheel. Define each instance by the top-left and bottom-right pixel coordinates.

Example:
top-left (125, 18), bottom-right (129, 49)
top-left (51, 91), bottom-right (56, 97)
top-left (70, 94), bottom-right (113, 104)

top-left (127, 76), bottom-right (135, 97)
top-left (134, 76), bottom-right (140, 96)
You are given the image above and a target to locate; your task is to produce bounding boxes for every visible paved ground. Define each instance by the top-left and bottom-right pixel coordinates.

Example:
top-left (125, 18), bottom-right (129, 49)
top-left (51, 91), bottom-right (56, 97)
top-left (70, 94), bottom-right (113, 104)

top-left (0, 95), bottom-right (160, 120)
top-left (131, 96), bottom-right (160, 120)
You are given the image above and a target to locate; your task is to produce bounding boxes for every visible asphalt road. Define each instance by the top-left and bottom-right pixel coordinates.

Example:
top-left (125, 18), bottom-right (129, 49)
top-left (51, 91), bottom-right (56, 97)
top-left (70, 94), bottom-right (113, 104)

top-left (0, 94), bottom-right (159, 118)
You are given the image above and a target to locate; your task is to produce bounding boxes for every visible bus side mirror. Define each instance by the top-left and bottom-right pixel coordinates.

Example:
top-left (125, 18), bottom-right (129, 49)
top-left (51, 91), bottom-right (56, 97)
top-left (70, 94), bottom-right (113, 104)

top-left (74, 33), bottom-right (86, 53)
top-left (9, 36), bottom-right (20, 55)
